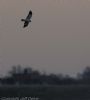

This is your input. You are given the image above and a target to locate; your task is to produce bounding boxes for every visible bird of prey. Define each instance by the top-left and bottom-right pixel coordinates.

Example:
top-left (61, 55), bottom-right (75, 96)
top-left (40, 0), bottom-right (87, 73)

top-left (21, 10), bottom-right (32, 28)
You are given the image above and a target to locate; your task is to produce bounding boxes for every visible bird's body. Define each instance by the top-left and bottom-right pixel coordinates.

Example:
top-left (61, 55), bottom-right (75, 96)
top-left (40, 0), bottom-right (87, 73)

top-left (21, 10), bottom-right (32, 28)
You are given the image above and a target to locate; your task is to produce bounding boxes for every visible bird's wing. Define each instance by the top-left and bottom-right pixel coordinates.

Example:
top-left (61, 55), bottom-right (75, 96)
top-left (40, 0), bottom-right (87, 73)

top-left (26, 11), bottom-right (32, 20)
top-left (23, 21), bottom-right (29, 28)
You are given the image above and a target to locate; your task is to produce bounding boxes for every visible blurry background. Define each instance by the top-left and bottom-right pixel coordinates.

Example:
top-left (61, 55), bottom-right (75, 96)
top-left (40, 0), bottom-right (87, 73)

top-left (0, 0), bottom-right (90, 77)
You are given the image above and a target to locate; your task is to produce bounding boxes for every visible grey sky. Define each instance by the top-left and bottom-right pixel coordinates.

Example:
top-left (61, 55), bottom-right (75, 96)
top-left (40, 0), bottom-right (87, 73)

top-left (0, 0), bottom-right (90, 76)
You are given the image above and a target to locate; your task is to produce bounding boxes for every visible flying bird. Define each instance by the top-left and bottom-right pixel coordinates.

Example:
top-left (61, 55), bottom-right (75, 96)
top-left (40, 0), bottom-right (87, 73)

top-left (21, 10), bottom-right (32, 28)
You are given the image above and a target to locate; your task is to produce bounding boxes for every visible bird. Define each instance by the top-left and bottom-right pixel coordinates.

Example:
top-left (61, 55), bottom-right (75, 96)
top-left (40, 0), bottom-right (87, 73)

top-left (21, 10), bottom-right (32, 28)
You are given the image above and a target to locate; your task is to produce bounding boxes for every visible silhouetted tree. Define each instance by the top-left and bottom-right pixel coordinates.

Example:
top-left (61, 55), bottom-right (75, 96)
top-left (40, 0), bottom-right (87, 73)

top-left (82, 66), bottom-right (90, 79)
top-left (2, 65), bottom-right (90, 85)
top-left (76, 66), bottom-right (90, 84)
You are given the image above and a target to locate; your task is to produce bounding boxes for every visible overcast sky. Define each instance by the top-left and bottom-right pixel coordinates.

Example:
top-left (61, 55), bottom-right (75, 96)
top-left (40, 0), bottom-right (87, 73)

top-left (0, 0), bottom-right (90, 77)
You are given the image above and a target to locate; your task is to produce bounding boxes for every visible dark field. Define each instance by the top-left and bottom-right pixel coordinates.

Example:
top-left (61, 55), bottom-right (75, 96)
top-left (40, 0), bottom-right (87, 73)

top-left (0, 85), bottom-right (90, 100)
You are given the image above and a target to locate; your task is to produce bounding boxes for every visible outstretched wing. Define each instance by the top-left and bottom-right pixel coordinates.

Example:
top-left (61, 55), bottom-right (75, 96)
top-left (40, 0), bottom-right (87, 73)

top-left (26, 10), bottom-right (32, 20)
top-left (23, 21), bottom-right (29, 28)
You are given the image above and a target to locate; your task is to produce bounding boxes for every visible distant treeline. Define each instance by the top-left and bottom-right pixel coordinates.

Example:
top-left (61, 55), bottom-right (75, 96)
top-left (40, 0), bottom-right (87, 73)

top-left (0, 65), bottom-right (90, 85)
